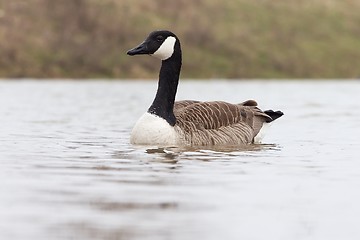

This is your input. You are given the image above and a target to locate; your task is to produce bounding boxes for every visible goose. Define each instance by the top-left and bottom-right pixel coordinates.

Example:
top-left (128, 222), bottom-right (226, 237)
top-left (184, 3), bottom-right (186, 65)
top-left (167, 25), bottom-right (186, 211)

top-left (127, 30), bottom-right (283, 146)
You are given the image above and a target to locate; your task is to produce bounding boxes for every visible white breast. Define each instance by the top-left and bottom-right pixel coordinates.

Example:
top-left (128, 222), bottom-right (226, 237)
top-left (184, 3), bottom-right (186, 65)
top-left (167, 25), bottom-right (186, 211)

top-left (130, 112), bottom-right (178, 145)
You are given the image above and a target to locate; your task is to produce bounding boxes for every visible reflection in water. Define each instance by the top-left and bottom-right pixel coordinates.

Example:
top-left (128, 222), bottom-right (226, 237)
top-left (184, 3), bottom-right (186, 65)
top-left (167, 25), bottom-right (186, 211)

top-left (1, 80), bottom-right (360, 240)
top-left (93, 201), bottom-right (178, 211)
top-left (143, 144), bottom-right (281, 162)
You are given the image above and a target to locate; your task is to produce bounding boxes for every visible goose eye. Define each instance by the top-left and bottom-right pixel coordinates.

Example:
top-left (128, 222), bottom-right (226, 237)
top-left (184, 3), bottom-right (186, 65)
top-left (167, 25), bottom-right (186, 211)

top-left (156, 35), bottom-right (164, 42)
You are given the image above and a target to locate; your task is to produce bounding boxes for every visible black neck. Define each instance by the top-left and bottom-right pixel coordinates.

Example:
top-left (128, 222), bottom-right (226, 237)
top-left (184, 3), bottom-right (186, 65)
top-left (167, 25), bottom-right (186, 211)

top-left (148, 48), bottom-right (182, 126)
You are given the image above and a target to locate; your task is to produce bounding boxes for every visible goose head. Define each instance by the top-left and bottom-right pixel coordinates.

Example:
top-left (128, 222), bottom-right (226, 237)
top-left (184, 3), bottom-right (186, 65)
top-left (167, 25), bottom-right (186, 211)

top-left (127, 30), bottom-right (180, 61)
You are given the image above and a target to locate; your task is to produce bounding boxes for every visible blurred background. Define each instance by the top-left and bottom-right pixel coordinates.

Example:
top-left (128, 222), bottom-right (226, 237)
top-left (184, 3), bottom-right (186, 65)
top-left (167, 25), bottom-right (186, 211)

top-left (1, 0), bottom-right (360, 79)
top-left (2, 2), bottom-right (360, 240)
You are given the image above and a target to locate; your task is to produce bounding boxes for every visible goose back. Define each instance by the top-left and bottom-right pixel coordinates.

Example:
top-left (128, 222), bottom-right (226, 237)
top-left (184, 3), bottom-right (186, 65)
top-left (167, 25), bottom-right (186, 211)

top-left (173, 100), bottom-right (272, 146)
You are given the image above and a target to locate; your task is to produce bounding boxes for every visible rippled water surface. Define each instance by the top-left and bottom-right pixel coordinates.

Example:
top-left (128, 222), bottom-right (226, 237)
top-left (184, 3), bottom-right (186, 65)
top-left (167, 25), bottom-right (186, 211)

top-left (1, 80), bottom-right (360, 240)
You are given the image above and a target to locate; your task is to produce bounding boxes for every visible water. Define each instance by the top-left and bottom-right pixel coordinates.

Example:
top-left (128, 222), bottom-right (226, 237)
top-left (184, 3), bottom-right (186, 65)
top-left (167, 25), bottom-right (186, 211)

top-left (1, 80), bottom-right (360, 240)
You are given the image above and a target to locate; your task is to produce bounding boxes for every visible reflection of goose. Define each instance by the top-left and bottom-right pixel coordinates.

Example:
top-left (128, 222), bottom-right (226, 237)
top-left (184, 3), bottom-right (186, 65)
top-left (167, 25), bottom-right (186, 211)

top-left (127, 30), bottom-right (283, 146)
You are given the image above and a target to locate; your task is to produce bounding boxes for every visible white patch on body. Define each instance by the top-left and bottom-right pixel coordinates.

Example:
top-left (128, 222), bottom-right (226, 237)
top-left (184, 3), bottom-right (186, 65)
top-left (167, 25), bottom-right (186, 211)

top-left (152, 36), bottom-right (176, 60)
top-left (130, 112), bottom-right (177, 145)
top-left (254, 122), bottom-right (272, 143)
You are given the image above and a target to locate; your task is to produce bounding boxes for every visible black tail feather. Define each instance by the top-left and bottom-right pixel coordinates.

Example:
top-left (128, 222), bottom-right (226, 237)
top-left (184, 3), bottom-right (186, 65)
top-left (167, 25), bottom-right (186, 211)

top-left (264, 110), bottom-right (284, 123)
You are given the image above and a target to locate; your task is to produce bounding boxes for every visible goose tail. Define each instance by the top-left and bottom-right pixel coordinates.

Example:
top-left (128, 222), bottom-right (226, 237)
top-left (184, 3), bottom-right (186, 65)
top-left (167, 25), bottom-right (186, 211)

top-left (264, 110), bottom-right (284, 123)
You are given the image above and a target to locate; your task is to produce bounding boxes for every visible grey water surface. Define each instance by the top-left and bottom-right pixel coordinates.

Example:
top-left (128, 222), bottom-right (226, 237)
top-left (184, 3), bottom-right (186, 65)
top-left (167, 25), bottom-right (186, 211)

top-left (1, 80), bottom-right (360, 240)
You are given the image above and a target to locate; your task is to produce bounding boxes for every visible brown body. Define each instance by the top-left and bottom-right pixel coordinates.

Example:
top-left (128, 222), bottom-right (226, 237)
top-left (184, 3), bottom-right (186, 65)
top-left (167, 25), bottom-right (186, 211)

top-left (173, 100), bottom-right (272, 146)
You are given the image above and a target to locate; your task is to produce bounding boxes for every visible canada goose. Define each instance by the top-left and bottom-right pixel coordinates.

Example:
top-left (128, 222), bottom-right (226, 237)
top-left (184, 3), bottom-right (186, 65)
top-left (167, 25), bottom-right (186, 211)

top-left (127, 30), bottom-right (283, 146)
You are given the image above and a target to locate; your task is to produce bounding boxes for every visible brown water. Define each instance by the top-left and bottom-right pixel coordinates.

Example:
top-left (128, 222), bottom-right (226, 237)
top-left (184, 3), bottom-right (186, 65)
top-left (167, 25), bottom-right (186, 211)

top-left (1, 80), bottom-right (360, 240)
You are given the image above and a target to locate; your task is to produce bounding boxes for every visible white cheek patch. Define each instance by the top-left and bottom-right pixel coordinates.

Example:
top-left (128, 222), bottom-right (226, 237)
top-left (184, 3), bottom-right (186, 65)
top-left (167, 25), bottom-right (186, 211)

top-left (152, 36), bottom-right (176, 60)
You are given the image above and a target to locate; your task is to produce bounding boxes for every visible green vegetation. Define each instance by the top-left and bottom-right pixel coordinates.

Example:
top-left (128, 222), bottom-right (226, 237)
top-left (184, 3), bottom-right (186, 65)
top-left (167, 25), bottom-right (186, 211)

top-left (1, 0), bottom-right (360, 78)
